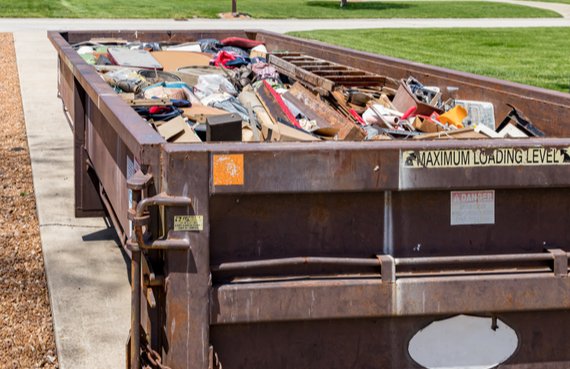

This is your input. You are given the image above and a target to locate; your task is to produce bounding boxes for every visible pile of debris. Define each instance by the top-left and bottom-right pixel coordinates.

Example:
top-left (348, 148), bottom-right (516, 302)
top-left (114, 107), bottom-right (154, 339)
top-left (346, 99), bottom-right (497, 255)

top-left (74, 36), bottom-right (545, 143)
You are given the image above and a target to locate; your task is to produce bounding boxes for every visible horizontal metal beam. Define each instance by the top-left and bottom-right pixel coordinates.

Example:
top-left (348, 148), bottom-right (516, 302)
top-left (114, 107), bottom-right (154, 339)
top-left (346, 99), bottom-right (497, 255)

top-left (211, 273), bottom-right (570, 324)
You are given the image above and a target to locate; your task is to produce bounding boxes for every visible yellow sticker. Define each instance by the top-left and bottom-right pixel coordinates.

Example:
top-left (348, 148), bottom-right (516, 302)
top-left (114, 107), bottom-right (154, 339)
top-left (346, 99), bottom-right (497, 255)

top-left (174, 215), bottom-right (204, 232)
top-left (213, 154), bottom-right (244, 186)
top-left (403, 147), bottom-right (570, 169)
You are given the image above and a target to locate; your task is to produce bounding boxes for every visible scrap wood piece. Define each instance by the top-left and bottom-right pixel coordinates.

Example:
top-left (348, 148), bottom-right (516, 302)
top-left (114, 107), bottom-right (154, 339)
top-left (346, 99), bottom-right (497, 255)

top-left (126, 98), bottom-right (170, 106)
top-left (281, 92), bottom-right (338, 137)
top-left (287, 83), bottom-right (366, 141)
top-left (269, 52), bottom-right (393, 94)
top-left (413, 127), bottom-right (486, 140)
top-left (239, 88), bottom-right (318, 142)
top-left (256, 81), bottom-right (301, 129)
top-left (330, 89), bottom-right (366, 124)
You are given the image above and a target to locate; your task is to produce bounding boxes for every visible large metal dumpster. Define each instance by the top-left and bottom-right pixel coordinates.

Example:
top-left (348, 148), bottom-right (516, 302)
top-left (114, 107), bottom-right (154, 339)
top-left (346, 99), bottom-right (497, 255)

top-left (49, 29), bottom-right (570, 369)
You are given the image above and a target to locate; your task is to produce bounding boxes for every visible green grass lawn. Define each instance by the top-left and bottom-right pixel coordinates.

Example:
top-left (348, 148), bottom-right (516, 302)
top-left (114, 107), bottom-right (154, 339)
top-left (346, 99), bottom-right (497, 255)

top-left (289, 28), bottom-right (570, 92)
top-left (0, 0), bottom-right (560, 18)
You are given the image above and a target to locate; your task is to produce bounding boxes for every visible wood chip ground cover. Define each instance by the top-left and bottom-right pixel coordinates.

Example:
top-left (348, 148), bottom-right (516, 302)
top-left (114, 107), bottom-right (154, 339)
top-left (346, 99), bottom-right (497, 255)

top-left (0, 33), bottom-right (59, 368)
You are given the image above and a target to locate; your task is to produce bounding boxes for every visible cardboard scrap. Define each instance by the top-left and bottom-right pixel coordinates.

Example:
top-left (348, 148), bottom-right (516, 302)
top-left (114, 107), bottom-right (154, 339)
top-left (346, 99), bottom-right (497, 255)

top-left (151, 51), bottom-right (212, 72)
top-left (156, 115), bottom-right (186, 141)
top-left (413, 116), bottom-right (445, 133)
top-left (392, 83), bottom-right (443, 117)
top-left (155, 116), bottom-right (201, 143)
top-left (181, 104), bottom-right (228, 123)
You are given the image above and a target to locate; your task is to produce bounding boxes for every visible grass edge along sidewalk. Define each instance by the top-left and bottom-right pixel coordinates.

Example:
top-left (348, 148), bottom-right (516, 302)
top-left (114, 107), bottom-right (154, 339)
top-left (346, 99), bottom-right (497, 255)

top-left (289, 27), bottom-right (570, 92)
top-left (0, 0), bottom-right (561, 19)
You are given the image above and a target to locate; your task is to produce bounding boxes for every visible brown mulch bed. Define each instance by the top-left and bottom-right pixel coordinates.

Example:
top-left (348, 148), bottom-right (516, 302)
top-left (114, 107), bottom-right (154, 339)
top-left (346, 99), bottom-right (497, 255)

top-left (0, 33), bottom-right (59, 368)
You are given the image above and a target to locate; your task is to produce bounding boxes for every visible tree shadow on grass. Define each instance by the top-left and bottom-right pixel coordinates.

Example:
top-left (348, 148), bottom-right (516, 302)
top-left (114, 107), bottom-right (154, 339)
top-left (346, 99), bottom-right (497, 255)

top-left (306, 1), bottom-right (413, 11)
top-left (551, 81), bottom-right (570, 93)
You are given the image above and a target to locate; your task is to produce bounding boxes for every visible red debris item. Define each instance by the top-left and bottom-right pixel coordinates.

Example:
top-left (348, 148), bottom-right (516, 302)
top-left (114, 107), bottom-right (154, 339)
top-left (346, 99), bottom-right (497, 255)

top-left (263, 81), bottom-right (301, 128)
top-left (349, 109), bottom-right (367, 126)
top-left (149, 106), bottom-right (170, 114)
top-left (401, 106), bottom-right (417, 120)
top-left (213, 51), bottom-right (237, 67)
top-left (220, 37), bottom-right (264, 49)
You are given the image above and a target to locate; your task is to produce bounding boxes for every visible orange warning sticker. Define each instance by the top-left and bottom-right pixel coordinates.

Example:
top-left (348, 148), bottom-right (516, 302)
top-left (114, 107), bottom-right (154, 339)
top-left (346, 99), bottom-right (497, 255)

top-left (213, 154), bottom-right (244, 186)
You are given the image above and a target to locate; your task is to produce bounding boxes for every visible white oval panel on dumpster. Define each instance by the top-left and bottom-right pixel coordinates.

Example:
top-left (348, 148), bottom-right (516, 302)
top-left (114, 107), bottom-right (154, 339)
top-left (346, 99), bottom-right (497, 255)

top-left (408, 315), bottom-right (518, 369)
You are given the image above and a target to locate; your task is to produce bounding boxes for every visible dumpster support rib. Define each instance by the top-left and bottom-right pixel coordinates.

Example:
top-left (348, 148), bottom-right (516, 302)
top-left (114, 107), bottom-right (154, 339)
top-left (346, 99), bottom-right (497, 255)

top-left (127, 172), bottom-right (192, 369)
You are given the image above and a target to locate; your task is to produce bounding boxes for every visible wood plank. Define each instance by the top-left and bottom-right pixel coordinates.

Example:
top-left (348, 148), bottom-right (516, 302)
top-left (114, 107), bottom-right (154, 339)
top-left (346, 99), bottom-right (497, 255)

top-left (287, 83), bottom-right (366, 141)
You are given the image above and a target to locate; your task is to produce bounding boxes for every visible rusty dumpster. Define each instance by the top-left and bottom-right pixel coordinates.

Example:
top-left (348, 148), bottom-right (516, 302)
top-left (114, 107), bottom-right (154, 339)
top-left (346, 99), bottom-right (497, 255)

top-left (49, 29), bottom-right (570, 369)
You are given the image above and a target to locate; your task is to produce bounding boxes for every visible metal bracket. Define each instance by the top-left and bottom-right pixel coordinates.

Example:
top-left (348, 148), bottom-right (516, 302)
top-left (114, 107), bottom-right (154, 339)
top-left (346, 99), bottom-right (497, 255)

top-left (377, 254), bottom-right (396, 283)
top-left (127, 170), bottom-right (153, 191)
top-left (547, 248), bottom-right (568, 277)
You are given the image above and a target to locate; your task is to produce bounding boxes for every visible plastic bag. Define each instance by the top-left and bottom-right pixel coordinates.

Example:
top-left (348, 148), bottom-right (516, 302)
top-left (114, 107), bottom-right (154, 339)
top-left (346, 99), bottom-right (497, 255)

top-left (194, 75), bottom-right (237, 100)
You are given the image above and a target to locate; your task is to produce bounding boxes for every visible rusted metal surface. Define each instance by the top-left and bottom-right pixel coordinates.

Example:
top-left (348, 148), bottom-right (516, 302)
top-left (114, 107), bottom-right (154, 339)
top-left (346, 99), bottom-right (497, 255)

top-left (210, 311), bottom-right (570, 369)
top-left (211, 273), bottom-right (570, 325)
top-left (48, 29), bottom-right (570, 369)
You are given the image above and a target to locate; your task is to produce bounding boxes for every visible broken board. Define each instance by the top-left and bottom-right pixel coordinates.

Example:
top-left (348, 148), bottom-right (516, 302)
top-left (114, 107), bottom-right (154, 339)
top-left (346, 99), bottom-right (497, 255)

top-left (287, 82), bottom-right (365, 141)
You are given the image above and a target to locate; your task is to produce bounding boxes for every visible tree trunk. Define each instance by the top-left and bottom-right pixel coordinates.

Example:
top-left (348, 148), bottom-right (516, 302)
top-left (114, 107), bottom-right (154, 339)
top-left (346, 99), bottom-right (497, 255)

top-left (340, 0), bottom-right (348, 7)
top-left (232, 0), bottom-right (237, 14)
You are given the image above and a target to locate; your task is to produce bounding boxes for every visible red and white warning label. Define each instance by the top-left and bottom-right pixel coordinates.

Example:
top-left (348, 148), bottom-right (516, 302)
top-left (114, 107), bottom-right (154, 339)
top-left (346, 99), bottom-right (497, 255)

top-left (450, 190), bottom-right (495, 226)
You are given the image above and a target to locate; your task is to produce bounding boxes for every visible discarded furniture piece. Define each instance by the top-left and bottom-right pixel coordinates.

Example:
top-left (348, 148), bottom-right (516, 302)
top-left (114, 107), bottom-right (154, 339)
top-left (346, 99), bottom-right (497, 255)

top-left (50, 29), bottom-right (570, 369)
top-left (269, 52), bottom-right (397, 95)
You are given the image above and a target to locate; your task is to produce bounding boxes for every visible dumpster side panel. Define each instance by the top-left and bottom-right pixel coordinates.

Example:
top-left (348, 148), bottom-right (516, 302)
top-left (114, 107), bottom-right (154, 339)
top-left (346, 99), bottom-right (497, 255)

top-left (210, 311), bottom-right (570, 369)
top-left (57, 56), bottom-right (106, 217)
top-left (209, 193), bottom-right (385, 264)
top-left (57, 56), bottom-right (74, 124)
top-left (391, 188), bottom-right (570, 257)
top-left (85, 97), bottom-right (132, 236)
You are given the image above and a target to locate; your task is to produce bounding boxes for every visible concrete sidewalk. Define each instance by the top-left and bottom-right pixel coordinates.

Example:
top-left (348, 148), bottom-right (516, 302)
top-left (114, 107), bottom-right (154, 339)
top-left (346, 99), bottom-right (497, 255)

top-left (14, 31), bottom-right (130, 369)
top-left (2, 16), bottom-right (570, 34)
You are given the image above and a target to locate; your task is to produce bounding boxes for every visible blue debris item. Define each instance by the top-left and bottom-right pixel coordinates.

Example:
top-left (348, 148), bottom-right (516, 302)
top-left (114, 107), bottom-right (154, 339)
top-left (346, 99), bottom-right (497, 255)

top-left (225, 57), bottom-right (251, 68)
top-left (170, 99), bottom-right (192, 108)
top-left (221, 46), bottom-right (249, 58)
top-left (198, 38), bottom-right (222, 54)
